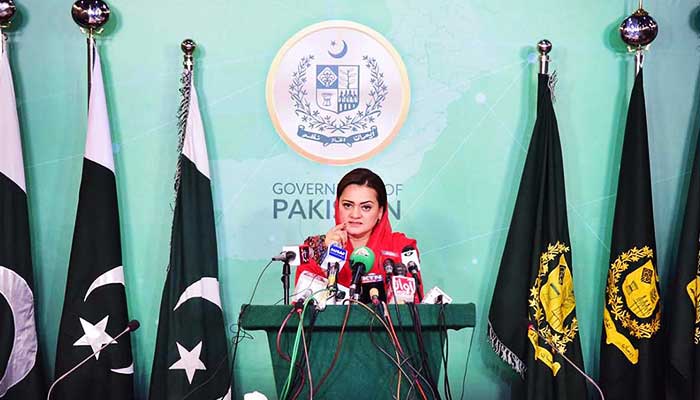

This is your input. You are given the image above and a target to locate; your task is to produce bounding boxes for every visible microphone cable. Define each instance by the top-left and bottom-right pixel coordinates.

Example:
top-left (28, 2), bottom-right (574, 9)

top-left (438, 303), bottom-right (453, 400)
top-left (276, 307), bottom-right (296, 361)
top-left (356, 299), bottom-right (434, 400)
top-left (385, 302), bottom-right (434, 400)
top-left (354, 300), bottom-right (408, 399)
top-left (182, 259), bottom-right (274, 400)
top-left (290, 308), bottom-right (320, 400)
top-left (312, 299), bottom-right (352, 394)
top-left (280, 289), bottom-right (325, 400)
top-left (458, 326), bottom-right (476, 400)
top-left (408, 303), bottom-right (441, 399)
top-left (280, 297), bottom-right (313, 399)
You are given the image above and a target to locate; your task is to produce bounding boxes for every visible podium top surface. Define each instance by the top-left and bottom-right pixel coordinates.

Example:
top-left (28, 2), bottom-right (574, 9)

top-left (239, 303), bottom-right (475, 331)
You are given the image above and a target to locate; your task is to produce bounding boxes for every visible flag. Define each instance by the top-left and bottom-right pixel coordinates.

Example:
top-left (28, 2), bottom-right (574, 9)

top-left (53, 42), bottom-right (135, 399)
top-left (148, 67), bottom-right (230, 400)
top-left (487, 73), bottom-right (588, 399)
top-left (599, 69), bottom-right (663, 399)
top-left (0, 34), bottom-right (46, 400)
top-left (667, 138), bottom-right (700, 399)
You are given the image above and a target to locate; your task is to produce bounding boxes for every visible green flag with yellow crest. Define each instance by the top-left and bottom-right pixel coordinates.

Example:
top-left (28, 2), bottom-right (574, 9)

top-left (599, 68), bottom-right (664, 399)
top-left (487, 72), bottom-right (587, 399)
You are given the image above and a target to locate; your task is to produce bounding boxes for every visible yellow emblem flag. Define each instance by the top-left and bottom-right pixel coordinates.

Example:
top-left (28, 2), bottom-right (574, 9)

top-left (603, 308), bottom-right (639, 364)
top-left (539, 255), bottom-right (576, 333)
top-left (622, 260), bottom-right (659, 319)
top-left (527, 328), bottom-right (561, 376)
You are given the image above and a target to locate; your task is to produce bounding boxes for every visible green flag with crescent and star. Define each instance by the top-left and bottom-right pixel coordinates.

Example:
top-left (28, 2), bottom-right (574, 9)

top-left (148, 65), bottom-right (231, 400)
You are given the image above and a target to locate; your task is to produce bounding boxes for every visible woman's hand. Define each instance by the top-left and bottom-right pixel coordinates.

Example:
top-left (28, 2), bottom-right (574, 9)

top-left (324, 223), bottom-right (347, 247)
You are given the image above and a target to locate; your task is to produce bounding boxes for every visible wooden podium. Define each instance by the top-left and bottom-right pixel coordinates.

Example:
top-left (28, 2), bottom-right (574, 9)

top-left (239, 303), bottom-right (475, 399)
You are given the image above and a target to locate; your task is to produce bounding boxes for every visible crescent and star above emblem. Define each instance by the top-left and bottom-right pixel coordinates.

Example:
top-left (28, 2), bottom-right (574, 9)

top-left (328, 40), bottom-right (348, 58)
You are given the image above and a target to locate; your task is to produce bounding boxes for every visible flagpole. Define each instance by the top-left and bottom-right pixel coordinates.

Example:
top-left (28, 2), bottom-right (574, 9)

top-left (182, 38), bottom-right (195, 72)
top-left (537, 39), bottom-right (551, 75)
top-left (619, 4), bottom-right (658, 76)
top-left (71, 0), bottom-right (110, 106)
top-left (0, 0), bottom-right (17, 55)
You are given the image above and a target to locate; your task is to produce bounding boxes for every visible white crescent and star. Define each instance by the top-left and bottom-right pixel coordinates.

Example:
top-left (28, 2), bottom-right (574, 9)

top-left (328, 40), bottom-right (348, 59)
top-left (168, 341), bottom-right (206, 384)
top-left (0, 266), bottom-right (38, 397)
top-left (84, 266), bottom-right (125, 301)
top-left (173, 277), bottom-right (222, 311)
top-left (73, 316), bottom-right (116, 360)
top-left (74, 267), bottom-right (133, 373)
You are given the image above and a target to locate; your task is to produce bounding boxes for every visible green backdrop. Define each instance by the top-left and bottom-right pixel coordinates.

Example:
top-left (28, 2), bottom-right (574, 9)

top-left (7, 0), bottom-right (700, 398)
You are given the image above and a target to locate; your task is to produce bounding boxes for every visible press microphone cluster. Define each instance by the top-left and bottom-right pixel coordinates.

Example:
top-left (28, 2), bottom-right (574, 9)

top-left (47, 320), bottom-right (140, 400)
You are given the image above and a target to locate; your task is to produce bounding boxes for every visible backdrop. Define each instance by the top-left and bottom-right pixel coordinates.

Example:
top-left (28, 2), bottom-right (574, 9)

top-left (7, 0), bottom-right (700, 398)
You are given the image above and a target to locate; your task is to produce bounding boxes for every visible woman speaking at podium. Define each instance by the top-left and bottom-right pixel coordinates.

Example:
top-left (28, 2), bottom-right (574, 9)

top-left (294, 168), bottom-right (423, 299)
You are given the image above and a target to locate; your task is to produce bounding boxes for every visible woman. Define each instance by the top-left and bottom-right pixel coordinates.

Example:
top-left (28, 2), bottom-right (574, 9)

top-left (294, 168), bottom-right (423, 299)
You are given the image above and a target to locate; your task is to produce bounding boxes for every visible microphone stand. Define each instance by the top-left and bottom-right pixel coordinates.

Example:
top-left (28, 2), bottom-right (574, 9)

top-left (281, 260), bottom-right (291, 305)
top-left (47, 323), bottom-right (137, 400)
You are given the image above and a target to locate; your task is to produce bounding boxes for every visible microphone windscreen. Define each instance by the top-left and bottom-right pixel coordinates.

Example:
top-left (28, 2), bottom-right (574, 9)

top-left (350, 246), bottom-right (375, 273)
top-left (128, 320), bottom-right (140, 332)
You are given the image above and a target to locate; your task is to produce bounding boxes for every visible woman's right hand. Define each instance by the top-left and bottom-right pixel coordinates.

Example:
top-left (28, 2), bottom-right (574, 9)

top-left (324, 223), bottom-right (347, 247)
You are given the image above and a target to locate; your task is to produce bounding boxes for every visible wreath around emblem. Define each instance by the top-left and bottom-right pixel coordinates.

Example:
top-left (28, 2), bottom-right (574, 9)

top-left (289, 55), bottom-right (388, 134)
top-left (528, 241), bottom-right (579, 355)
top-left (606, 246), bottom-right (661, 339)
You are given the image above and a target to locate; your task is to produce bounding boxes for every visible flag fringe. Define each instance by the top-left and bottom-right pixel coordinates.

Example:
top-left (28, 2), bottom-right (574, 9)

top-left (488, 320), bottom-right (526, 378)
top-left (173, 68), bottom-right (192, 200)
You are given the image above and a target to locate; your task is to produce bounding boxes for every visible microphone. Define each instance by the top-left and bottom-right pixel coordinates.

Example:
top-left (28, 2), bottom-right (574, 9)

top-left (47, 320), bottom-right (140, 400)
top-left (327, 262), bottom-right (340, 289)
top-left (348, 246), bottom-right (374, 300)
top-left (406, 261), bottom-right (421, 286)
top-left (272, 250), bottom-right (297, 263)
top-left (382, 258), bottom-right (395, 280)
top-left (528, 324), bottom-right (606, 400)
top-left (390, 274), bottom-right (416, 304)
top-left (406, 261), bottom-right (423, 302)
top-left (359, 273), bottom-right (386, 304)
top-left (401, 246), bottom-right (421, 274)
top-left (319, 242), bottom-right (348, 274)
top-left (394, 262), bottom-right (407, 277)
top-left (369, 288), bottom-right (380, 305)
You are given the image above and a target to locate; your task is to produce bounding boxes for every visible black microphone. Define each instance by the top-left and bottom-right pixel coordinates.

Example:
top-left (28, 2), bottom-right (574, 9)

top-left (382, 258), bottom-right (395, 280)
top-left (394, 262), bottom-right (407, 277)
top-left (406, 260), bottom-right (423, 302)
top-left (272, 250), bottom-right (297, 263)
top-left (47, 320), bottom-right (140, 400)
top-left (407, 261), bottom-right (421, 286)
top-left (527, 323), bottom-right (605, 399)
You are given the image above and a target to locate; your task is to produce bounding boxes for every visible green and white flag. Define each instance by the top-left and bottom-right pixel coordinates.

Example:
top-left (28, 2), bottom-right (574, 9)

top-left (148, 67), bottom-right (230, 400)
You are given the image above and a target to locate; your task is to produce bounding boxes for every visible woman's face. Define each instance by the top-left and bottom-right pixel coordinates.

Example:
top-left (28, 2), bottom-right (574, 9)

top-left (338, 184), bottom-right (384, 240)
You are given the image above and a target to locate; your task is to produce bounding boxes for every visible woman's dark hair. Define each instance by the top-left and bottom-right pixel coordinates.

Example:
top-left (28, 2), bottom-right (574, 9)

top-left (336, 168), bottom-right (387, 209)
